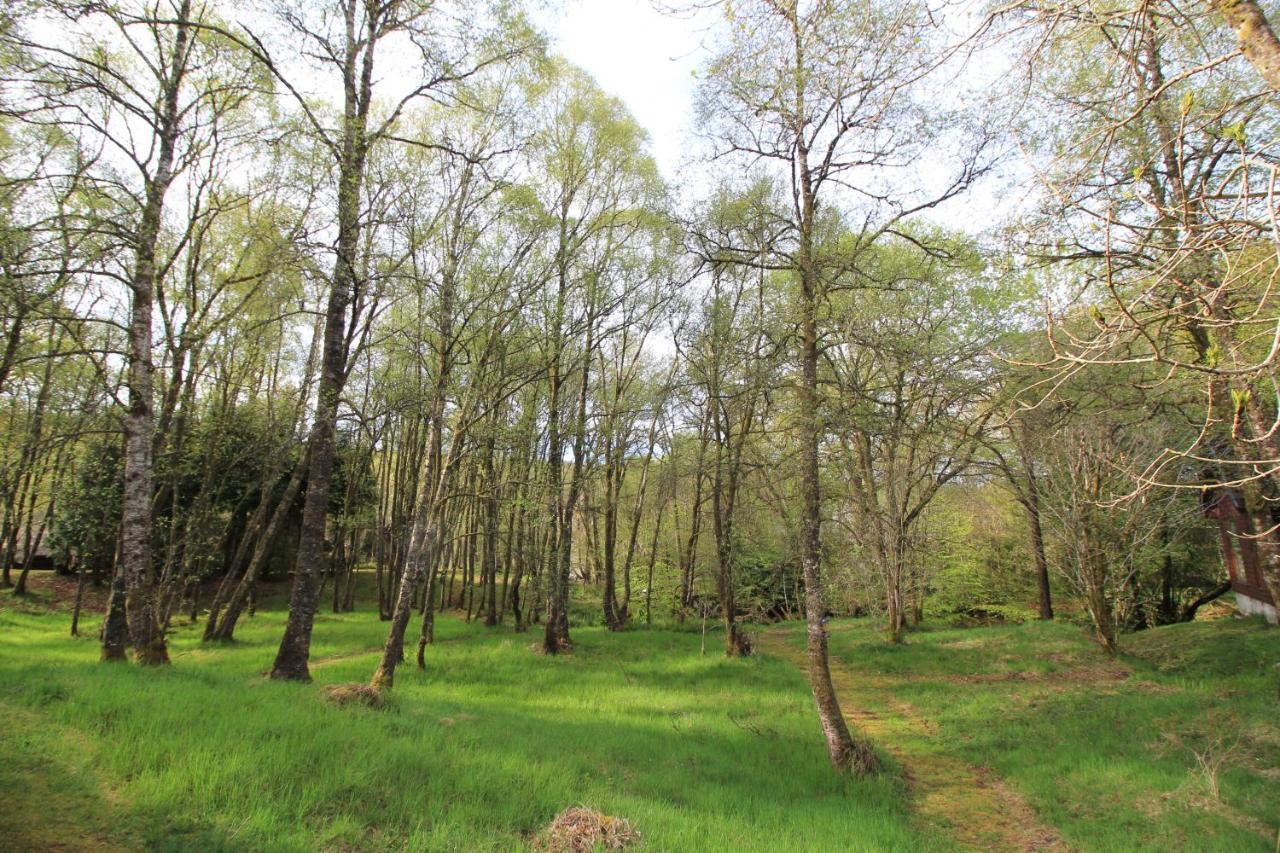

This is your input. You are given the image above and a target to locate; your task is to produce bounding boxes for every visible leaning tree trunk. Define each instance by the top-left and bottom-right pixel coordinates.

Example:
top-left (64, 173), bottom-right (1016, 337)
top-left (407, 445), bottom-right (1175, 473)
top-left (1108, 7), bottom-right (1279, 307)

top-left (795, 126), bottom-right (877, 771)
top-left (208, 452), bottom-right (307, 642)
top-left (372, 327), bottom-right (455, 688)
top-left (370, 512), bottom-right (439, 690)
top-left (270, 158), bottom-right (364, 680)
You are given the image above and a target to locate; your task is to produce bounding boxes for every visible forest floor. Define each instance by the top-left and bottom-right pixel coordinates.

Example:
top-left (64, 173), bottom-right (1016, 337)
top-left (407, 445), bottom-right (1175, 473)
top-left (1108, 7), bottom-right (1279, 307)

top-left (1, 574), bottom-right (1278, 851)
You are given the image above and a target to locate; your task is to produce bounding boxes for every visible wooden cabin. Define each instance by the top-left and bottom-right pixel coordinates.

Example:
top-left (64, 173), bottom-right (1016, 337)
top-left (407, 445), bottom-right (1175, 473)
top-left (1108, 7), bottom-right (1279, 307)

top-left (1202, 487), bottom-right (1277, 624)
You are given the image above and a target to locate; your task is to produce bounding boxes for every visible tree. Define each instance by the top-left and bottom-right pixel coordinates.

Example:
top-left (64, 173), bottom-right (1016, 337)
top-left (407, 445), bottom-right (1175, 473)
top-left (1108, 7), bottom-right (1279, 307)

top-left (5, 0), bottom-right (258, 663)
top-left (250, 0), bottom-right (526, 681)
top-left (1035, 418), bottom-right (1170, 654)
top-left (684, 182), bottom-right (783, 655)
top-left (993, 0), bottom-right (1280, 614)
top-left (828, 236), bottom-right (998, 642)
top-left (525, 60), bottom-right (670, 654)
top-left (694, 0), bottom-right (990, 772)
top-left (367, 91), bottom-right (544, 690)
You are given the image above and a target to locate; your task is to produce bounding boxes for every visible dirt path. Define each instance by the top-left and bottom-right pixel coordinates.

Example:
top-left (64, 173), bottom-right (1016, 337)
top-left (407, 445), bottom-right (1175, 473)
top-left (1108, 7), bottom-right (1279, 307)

top-left (757, 627), bottom-right (1066, 852)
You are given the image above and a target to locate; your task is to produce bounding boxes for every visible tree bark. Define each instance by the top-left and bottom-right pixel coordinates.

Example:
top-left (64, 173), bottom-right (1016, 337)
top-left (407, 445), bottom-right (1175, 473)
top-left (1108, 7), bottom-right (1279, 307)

top-left (100, 572), bottom-right (129, 662)
top-left (271, 2), bottom-right (373, 681)
top-left (1024, 478), bottom-right (1053, 621)
top-left (1214, 0), bottom-right (1280, 90)
top-left (113, 1), bottom-right (195, 666)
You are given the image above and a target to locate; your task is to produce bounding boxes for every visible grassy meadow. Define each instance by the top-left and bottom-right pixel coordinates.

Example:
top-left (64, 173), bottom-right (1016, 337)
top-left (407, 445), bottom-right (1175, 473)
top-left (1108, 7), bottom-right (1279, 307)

top-left (0, 586), bottom-right (923, 852)
top-left (1, 579), bottom-right (1277, 851)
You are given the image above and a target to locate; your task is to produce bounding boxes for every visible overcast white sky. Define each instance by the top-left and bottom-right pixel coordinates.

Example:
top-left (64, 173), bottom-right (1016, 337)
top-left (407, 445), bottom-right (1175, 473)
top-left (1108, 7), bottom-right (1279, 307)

top-left (535, 0), bottom-right (711, 182)
top-left (533, 1), bottom-right (1020, 234)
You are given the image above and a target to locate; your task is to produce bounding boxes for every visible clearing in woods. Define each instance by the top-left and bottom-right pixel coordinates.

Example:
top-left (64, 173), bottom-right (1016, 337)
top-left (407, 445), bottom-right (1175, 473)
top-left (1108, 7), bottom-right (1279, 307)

top-left (0, 580), bottom-right (1276, 851)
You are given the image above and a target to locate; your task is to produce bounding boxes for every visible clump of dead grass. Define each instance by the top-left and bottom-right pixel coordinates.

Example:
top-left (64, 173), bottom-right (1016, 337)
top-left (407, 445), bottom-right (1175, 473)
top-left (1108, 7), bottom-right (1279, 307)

top-left (323, 683), bottom-right (388, 709)
top-left (534, 807), bottom-right (639, 852)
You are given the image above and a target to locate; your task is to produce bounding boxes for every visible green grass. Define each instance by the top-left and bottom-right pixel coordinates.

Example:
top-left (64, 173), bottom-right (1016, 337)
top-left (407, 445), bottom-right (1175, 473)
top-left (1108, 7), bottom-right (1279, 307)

top-left (0, 596), bottom-right (927, 852)
top-left (816, 617), bottom-right (1280, 852)
top-left (4, 585), bottom-right (1278, 852)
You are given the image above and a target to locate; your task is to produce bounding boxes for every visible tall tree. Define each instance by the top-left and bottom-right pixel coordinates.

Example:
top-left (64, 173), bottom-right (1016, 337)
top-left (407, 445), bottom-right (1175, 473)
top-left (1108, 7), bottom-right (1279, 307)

top-left (5, 0), bottom-right (255, 663)
top-left (241, 0), bottom-right (525, 680)
top-left (696, 0), bottom-right (989, 771)
top-left (526, 61), bottom-right (669, 654)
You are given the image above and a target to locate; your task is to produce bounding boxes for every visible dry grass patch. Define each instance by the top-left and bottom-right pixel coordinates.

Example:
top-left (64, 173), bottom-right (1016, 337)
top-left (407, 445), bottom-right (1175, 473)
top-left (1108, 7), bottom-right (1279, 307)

top-left (323, 683), bottom-right (388, 709)
top-left (535, 807), bottom-right (639, 852)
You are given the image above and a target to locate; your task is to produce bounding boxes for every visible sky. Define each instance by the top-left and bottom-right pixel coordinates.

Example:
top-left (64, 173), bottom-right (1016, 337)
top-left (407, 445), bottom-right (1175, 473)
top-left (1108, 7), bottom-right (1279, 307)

top-left (534, 1), bottom-right (1020, 235)
top-left (535, 0), bottom-right (711, 182)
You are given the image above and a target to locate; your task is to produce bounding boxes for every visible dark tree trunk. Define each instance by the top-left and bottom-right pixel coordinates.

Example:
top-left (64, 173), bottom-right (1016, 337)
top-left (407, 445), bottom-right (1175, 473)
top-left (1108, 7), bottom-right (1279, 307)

top-left (1179, 581), bottom-right (1231, 622)
top-left (270, 1), bottom-right (374, 681)
top-left (70, 559), bottom-right (87, 637)
top-left (100, 573), bottom-right (129, 662)
top-left (1018, 440), bottom-right (1053, 621)
top-left (269, 289), bottom-right (348, 679)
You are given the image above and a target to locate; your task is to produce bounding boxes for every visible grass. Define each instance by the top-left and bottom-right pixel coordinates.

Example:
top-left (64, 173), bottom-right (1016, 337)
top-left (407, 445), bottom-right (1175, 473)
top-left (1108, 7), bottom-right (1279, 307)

top-left (2, 578), bottom-right (1277, 851)
top-left (0, 588), bottom-right (926, 852)
top-left (814, 617), bottom-right (1280, 852)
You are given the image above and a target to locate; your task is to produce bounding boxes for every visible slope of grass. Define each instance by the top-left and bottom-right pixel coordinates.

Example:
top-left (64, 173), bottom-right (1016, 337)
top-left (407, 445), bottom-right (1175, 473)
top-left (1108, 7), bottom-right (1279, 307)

top-left (0, 598), bottom-right (928, 852)
top-left (817, 617), bottom-right (1280, 852)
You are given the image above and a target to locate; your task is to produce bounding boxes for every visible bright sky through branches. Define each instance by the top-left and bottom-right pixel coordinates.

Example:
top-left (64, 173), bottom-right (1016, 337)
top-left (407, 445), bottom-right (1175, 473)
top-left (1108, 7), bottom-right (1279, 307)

top-left (537, 0), bottom-right (1015, 234)
top-left (537, 0), bottom-right (709, 182)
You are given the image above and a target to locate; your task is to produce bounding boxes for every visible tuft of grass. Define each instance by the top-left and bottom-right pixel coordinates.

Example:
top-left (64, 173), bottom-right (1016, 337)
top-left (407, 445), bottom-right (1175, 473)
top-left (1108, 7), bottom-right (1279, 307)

top-left (323, 682), bottom-right (390, 709)
top-left (535, 806), bottom-right (640, 851)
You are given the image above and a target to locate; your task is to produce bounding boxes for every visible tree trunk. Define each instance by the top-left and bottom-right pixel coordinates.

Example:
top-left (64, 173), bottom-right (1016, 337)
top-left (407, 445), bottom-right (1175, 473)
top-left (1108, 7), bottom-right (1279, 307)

top-left (792, 37), bottom-right (876, 767)
top-left (208, 450), bottom-right (307, 642)
top-left (1017, 433), bottom-right (1054, 621)
top-left (370, 518), bottom-right (438, 690)
top-left (113, 2), bottom-right (194, 666)
top-left (70, 559), bottom-right (87, 637)
top-left (1214, 0), bottom-right (1280, 90)
top-left (270, 3), bottom-right (372, 681)
top-left (100, 572), bottom-right (129, 662)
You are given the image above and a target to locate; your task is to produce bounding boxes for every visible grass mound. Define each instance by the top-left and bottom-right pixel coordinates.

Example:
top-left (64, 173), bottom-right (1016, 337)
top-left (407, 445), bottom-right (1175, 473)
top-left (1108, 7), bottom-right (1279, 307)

top-left (536, 806), bottom-right (639, 851)
top-left (816, 617), bottom-right (1280, 851)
